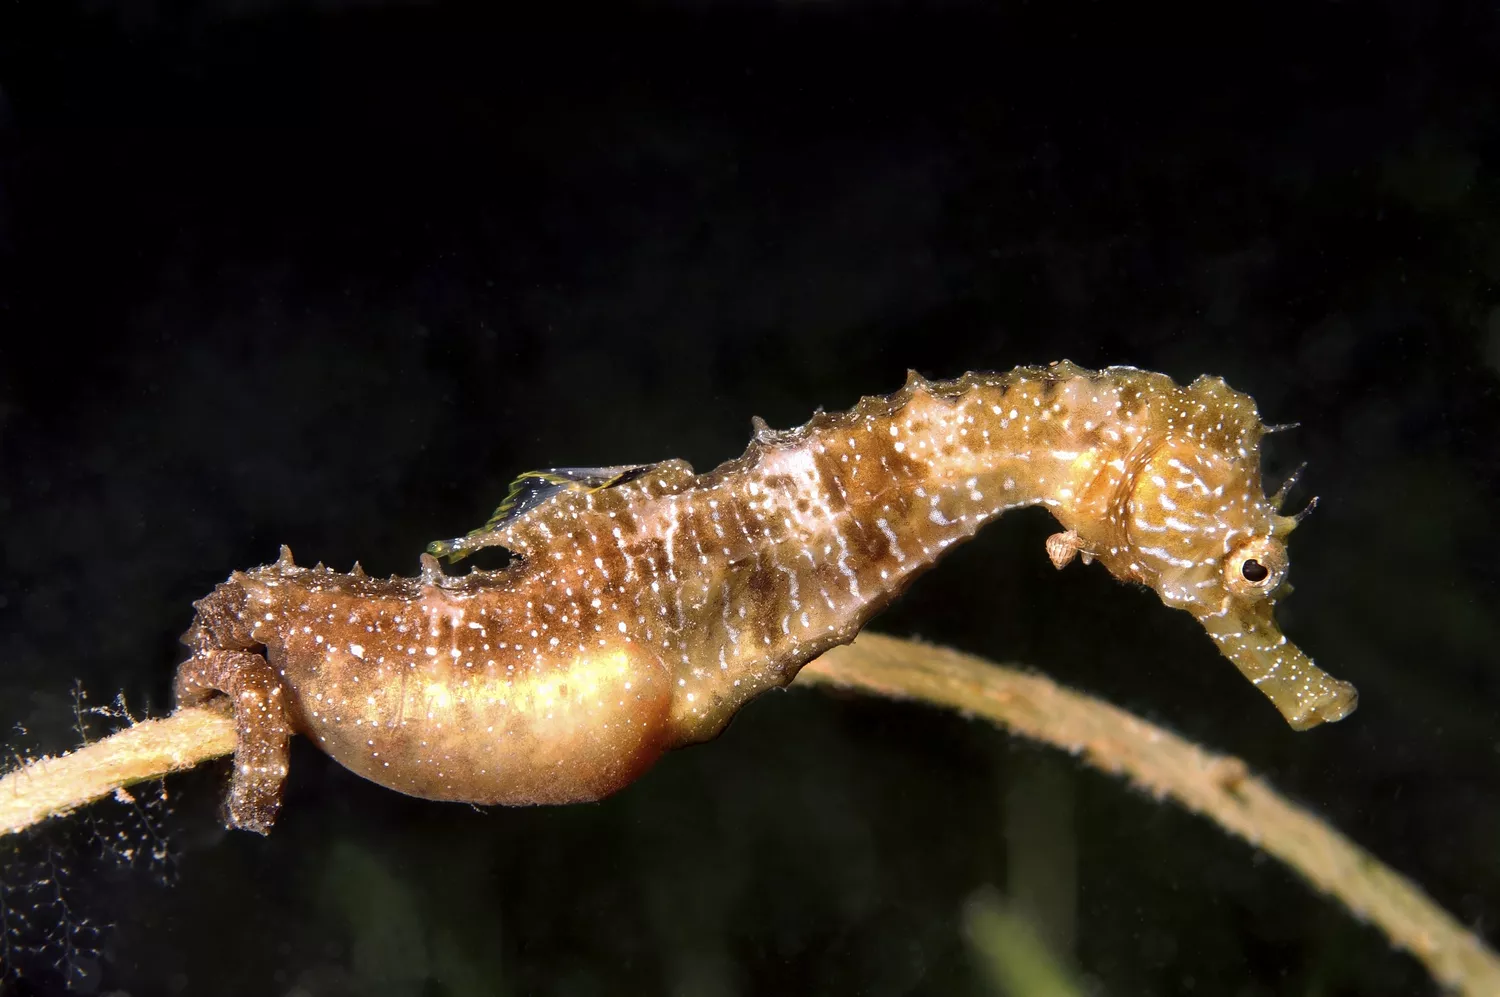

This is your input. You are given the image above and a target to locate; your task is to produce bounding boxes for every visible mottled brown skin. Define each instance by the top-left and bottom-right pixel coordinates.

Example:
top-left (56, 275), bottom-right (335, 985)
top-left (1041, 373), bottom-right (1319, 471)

top-left (176, 362), bottom-right (1356, 833)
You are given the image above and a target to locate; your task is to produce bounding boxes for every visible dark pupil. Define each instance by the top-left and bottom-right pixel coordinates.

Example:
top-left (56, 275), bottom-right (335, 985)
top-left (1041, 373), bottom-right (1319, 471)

top-left (1241, 559), bottom-right (1270, 583)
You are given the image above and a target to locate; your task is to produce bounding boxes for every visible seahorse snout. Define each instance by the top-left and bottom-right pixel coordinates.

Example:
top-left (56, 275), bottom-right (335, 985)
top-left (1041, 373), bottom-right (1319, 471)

top-left (1197, 601), bottom-right (1357, 730)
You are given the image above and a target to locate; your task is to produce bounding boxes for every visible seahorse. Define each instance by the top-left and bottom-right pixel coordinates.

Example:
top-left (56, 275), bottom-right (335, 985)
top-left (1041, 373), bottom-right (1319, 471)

top-left (174, 361), bottom-right (1355, 833)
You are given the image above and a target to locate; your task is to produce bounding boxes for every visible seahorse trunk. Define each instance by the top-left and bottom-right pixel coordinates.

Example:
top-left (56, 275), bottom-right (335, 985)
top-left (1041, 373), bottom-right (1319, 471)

top-left (656, 364), bottom-right (1178, 742)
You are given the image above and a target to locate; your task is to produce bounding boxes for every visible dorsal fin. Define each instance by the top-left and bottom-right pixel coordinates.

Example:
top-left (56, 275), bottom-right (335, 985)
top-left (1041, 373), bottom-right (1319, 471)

top-left (419, 553), bottom-right (445, 585)
top-left (426, 464), bottom-right (659, 563)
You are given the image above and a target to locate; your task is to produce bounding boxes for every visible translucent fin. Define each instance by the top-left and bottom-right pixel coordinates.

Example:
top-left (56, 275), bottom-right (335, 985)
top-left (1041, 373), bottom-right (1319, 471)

top-left (427, 464), bottom-right (658, 563)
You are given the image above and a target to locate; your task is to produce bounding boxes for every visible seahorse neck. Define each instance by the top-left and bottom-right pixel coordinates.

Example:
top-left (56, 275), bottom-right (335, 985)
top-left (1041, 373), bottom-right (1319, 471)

top-left (819, 365), bottom-right (1152, 547)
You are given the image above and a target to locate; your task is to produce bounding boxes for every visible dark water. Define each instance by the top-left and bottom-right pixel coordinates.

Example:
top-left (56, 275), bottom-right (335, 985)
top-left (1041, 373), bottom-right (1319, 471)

top-left (2, 2), bottom-right (1497, 994)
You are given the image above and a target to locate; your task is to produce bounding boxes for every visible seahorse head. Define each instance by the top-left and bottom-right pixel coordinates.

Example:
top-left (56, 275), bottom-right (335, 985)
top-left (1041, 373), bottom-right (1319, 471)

top-left (1115, 376), bottom-right (1357, 729)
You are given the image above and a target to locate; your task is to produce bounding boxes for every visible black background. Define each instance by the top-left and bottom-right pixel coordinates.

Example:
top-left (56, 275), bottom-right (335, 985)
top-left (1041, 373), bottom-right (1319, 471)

top-left (2, 1), bottom-right (1499, 994)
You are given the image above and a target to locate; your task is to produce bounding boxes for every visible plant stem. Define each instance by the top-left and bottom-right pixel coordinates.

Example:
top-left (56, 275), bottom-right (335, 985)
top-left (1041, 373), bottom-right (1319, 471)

top-left (3, 633), bottom-right (1496, 994)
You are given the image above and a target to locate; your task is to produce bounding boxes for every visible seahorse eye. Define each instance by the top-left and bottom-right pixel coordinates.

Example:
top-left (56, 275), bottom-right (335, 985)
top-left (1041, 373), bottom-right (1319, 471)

top-left (1223, 536), bottom-right (1289, 599)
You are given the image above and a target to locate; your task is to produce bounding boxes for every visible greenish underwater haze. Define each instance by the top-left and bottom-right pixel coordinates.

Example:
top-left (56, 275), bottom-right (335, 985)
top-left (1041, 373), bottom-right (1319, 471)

top-left (1, 1), bottom-right (1497, 994)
